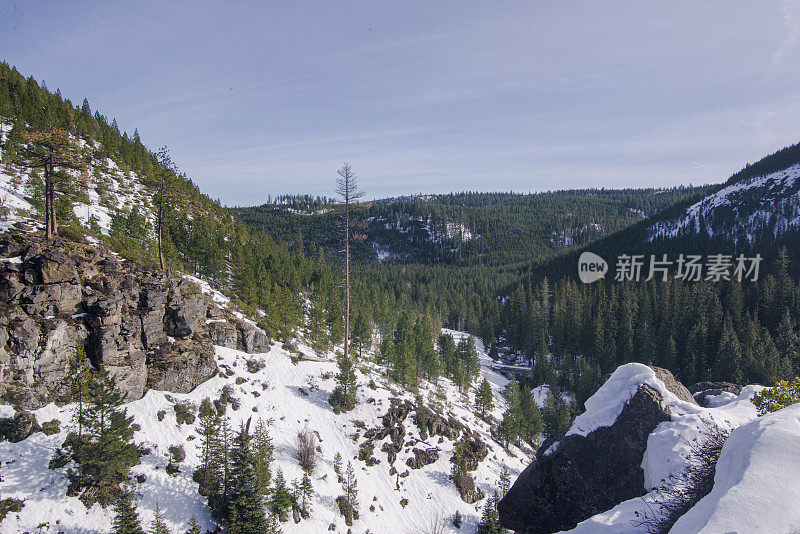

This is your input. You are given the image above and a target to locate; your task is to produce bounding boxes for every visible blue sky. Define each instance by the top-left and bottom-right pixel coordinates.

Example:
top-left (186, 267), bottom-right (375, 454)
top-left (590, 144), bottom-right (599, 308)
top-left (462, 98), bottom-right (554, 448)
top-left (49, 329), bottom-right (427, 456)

top-left (2, 1), bottom-right (800, 204)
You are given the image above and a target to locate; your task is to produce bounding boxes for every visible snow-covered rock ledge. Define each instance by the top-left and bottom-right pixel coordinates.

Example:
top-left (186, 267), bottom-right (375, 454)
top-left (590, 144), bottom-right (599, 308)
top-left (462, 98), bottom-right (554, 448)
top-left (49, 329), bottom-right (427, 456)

top-left (499, 363), bottom-right (763, 534)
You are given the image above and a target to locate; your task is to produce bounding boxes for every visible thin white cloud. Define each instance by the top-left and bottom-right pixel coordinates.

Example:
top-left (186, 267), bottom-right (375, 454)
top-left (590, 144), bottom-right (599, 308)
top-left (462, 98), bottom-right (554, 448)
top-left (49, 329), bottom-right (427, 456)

top-left (773, 0), bottom-right (800, 64)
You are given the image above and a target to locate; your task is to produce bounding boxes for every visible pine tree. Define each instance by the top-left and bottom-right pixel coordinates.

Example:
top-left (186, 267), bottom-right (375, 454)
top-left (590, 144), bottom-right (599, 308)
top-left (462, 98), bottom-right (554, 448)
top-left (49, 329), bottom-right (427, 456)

top-left (71, 368), bottom-right (139, 506)
top-left (474, 378), bottom-right (494, 420)
top-left (298, 472), bottom-right (314, 517)
top-left (270, 469), bottom-right (294, 522)
top-left (17, 126), bottom-right (84, 240)
top-left (184, 517), bottom-right (201, 534)
top-left (329, 353), bottom-right (358, 413)
top-left (542, 387), bottom-right (571, 440)
top-left (713, 316), bottom-right (743, 383)
top-left (149, 503), bottom-right (170, 534)
top-left (111, 489), bottom-right (144, 534)
top-left (196, 397), bottom-right (221, 497)
top-left (477, 492), bottom-right (506, 534)
top-left (343, 461), bottom-right (359, 513)
top-left (499, 466), bottom-right (511, 497)
top-left (518, 385), bottom-right (542, 445)
top-left (336, 163), bottom-right (366, 363)
top-left (498, 376), bottom-right (521, 446)
top-left (452, 511), bottom-right (463, 529)
top-left (252, 418), bottom-right (274, 496)
top-left (227, 420), bottom-right (268, 533)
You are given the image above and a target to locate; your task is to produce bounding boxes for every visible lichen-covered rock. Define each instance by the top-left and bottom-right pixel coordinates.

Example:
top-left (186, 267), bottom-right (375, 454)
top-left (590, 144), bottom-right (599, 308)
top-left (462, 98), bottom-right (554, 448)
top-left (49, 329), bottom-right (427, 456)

top-left (0, 232), bottom-right (269, 408)
top-left (146, 336), bottom-right (216, 394)
top-left (0, 410), bottom-right (40, 442)
top-left (406, 447), bottom-right (439, 469)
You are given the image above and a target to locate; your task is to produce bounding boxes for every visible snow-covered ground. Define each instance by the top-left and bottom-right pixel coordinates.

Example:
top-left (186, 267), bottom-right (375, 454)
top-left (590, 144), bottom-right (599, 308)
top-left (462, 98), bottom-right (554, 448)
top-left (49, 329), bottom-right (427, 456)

top-left (0, 326), bottom-right (527, 533)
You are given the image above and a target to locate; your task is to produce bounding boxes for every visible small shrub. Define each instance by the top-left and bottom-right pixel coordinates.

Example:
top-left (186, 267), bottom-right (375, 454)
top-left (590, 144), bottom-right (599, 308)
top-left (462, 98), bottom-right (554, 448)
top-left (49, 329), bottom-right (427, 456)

top-left (296, 429), bottom-right (318, 473)
top-left (358, 441), bottom-right (374, 461)
top-left (247, 358), bottom-right (265, 373)
top-left (633, 421), bottom-right (730, 533)
top-left (41, 419), bottom-right (61, 436)
top-left (452, 511), bottom-right (462, 529)
top-left (0, 498), bottom-right (25, 522)
top-left (173, 401), bottom-right (196, 425)
top-left (752, 377), bottom-right (800, 415)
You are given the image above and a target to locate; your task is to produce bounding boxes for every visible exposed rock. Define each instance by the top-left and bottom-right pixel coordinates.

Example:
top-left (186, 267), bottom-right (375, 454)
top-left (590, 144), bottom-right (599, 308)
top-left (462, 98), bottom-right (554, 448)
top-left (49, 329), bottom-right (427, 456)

top-left (406, 447), bottom-right (439, 469)
top-left (239, 320), bottom-right (269, 353)
top-left (690, 381), bottom-right (743, 407)
top-left (0, 410), bottom-right (40, 442)
top-left (454, 472), bottom-right (484, 504)
top-left (498, 383), bottom-right (674, 533)
top-left (460, 437), bottom-right (488, 471)
top-left (146, 336), bottom-right (216, 393)
top-left (207, 320), bottom-right (239, 349)
top-left (650, 366), bottom-right (697, 405)
top-left (414, 406), bottom-right (461, 440)
top-left (0, 232), bottom-right (269, 408)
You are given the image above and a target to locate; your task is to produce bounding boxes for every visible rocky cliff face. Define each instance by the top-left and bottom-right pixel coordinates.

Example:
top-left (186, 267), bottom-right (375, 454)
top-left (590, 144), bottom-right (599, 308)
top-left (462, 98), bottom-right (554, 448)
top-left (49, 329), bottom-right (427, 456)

top-left (0, 232), bottom-right (268, 409)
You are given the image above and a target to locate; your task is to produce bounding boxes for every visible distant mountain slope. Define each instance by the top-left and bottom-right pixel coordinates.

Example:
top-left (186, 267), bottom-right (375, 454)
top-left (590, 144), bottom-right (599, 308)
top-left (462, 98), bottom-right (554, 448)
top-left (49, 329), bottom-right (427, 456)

top-left (232, 187), bottom-right (711, 268)
top-left (527, 141), bottom-right (800, 281)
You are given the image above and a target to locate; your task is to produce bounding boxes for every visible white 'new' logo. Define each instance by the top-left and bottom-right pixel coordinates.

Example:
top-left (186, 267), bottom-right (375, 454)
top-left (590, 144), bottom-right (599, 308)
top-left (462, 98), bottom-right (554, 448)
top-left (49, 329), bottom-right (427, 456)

top-left (578, 252), bottom-right (608, 283)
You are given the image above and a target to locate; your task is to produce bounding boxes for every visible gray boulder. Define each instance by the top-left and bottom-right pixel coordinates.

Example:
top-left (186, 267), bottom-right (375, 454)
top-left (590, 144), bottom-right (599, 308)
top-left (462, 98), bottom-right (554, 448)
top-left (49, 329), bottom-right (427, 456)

top-left (498, 367), bottom-right (693, 534)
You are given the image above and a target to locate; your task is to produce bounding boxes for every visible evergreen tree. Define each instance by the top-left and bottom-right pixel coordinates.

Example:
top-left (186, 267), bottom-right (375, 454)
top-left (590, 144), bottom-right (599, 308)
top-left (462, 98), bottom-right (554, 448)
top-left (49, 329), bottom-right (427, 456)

top-left (70, 368), bottom-right (139, 506)
top-left (477, 492), bottom-right (506, 534)
top-left (518, 385), bottom-right (542, 445)
top-left (148, 503), bottom-right (170, 534)
top-left (333, 451), bottom-right (343, 481)
top-left (541, 387), bottom-right (571, 440)
top-left (298, 472), bottom-right (314, 517)
top-left (16, 126), bottom-right (84, 240)
top-left (474, 378), bottom-right (494, 420)
top-left (196, 397), bottom-right (222, 497)
top-left (329, 353), bottom-right (357, 413)
top-left (499, 466), bottom-right (511, 497)
top-left (498, 376), bottom-right (521, 446)
top-left (343, 461), bottom-right (359, 514)
top-left (713, 316), bottom-right (743, 383)
top-left (227, 420), bottom-right (268, 533)
top-left (270, 469), bottom-right (294, 522)
top-left (111, 489), bottom-right (145, 534)
top-left (184, 517), bottom-right (201, 534)
top-left (252, 418), bottom-right (274, 496)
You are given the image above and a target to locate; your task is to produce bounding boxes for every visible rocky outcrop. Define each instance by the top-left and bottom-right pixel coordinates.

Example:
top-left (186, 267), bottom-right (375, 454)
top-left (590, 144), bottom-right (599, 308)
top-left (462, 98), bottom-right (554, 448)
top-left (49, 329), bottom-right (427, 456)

top-left (406, 447), bottom-right (438, 469)
top-left (0, 233), bottom-right (270, 408)
top-left (689, 381), bottom-right (743, 407)
top-left (498, 367), bottom-right (691, 534)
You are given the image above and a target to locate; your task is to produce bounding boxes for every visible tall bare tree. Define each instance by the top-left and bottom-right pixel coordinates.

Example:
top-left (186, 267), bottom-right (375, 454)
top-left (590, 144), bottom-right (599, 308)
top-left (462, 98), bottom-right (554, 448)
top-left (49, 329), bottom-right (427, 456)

top-left (335, 163), bottom-right (366, 361)
top-left (18, 126), bottom-right (83, 241)
top-left (154, 146), bottom-right (175, 270)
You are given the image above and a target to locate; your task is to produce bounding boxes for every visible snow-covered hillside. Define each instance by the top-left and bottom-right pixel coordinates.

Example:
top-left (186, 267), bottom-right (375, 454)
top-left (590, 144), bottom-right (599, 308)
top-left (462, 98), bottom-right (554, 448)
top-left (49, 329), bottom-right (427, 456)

top-left (0, 322), bottom-right (527, 533)
top-left (0, 121), bottom-right (155, 236)
top-left (650, 164), bottom-right (800, 242)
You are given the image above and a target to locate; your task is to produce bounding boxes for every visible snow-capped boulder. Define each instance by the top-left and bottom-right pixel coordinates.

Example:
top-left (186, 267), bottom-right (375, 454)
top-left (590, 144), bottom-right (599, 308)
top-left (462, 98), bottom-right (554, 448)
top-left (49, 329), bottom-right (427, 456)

top-left (498, 364), bottom-right (697, 534)
top-left (670, 403), bottom-right (800, 533)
